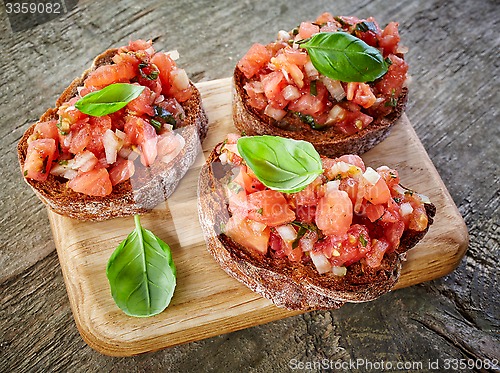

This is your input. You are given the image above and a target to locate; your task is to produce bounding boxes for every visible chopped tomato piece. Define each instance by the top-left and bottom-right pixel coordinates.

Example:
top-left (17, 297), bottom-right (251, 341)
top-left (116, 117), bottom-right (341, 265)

top-left (24, 139), bottom-right (57, 182)
top-left (237, 43), bottom-right (272, 79)
top-left (315, 189), bottom-right (353, 236)
top-left (365, 238), bottom-right (389, 268)
top-left (366, 203), bottom-right (385, 222)
top-left (225, 216), bottom-right (270, 255)
top-left (364, 178), bottom-right (391, 205)
top-left (247, 190), bottom-right (295, 226)
top-left (298, 22), bottom-right (320, 39)
top-left (84, 63), bottom-right (136, 89)
top-left (67, 168), bottom-right (113, 196)
top-left (108, 158), bottom-right (135, 186)
top-left (379, 22), bottom-right (400, 55)
top-left (127, 86), bottom-right (155, 116)
top-left (33, 120), bottom-right (59, 142)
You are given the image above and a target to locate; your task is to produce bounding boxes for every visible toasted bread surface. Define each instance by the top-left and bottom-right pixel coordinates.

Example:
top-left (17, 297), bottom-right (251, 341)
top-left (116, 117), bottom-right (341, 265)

top-left (198, 145), bottom-right (436, 311)
top-left (18, 48), bottom-right (208, 221)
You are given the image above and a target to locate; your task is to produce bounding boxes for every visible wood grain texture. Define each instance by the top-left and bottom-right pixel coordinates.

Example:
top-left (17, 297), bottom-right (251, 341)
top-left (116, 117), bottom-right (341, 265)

top-left (0, 0), bottom-right (498, 371)
top-left (46, 78), bottom-right (467, 356)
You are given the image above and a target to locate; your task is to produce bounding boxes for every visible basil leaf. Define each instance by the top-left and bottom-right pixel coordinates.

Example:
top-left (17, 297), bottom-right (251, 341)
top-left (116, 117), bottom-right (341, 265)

top-left (236, 135), bottom-right (323, 193)
top-left (299, 32), bottom-right (388, 82)
top-left (75, 83), bottom-right (145, 117)
top-left (106, 215), bottom-right (176, 317)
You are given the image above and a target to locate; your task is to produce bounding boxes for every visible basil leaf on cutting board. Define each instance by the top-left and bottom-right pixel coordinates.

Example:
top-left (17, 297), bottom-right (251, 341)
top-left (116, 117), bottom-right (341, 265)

top-left (299, 32), bottom-right (388, 82)
top-left (75, 83), bottom-right (145, 116)
top-left (106, 215), bottom-right (176, 317)
top-left (236, 135), bottom-right (323, 193)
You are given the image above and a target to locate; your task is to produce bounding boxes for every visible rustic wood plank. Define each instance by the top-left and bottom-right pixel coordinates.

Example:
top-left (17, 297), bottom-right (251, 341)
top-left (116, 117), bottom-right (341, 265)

top-left (0, 0), bottom-right (498, 370)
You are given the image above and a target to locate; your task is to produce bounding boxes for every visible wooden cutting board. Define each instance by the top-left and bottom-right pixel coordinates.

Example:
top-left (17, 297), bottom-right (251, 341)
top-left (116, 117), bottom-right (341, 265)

top-left (48, 77), bottom-right (468, 356)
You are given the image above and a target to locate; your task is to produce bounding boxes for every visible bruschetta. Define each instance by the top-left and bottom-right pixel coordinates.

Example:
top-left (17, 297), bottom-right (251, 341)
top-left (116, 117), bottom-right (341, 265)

top-left (198, 134), bottom-right (435, 310)
top-left (18, 40), bottom-right (208, 221)
top-left (233, 13), bottom-right (409, 157)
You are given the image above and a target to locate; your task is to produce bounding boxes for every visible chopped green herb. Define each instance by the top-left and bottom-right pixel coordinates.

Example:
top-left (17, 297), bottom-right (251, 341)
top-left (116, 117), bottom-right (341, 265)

top-left (150, 118), bottom-right (162, 132)
top-left (355, 21), bottom-right (377, 33)
top-left (334, 173), bottom-right (343, 181)
top-left (292, 27), bottom-right (299, 36)
top-left (393, 197), bottom-right (402, 203)
top-left (153, 105), bottom-right (177, 128)
top-left (292, 226), bottom-right (308, 249)
top-left (310, 80), bottom-right (318, 96)
top-left (23, 170), bottom-right (28, 176)
top-left (385, 97), bottom-right (398, 107)
top-left (58, 160), bottom-right (69, 166)
top-left (359, 234), bottom-right (368, 247)
top-left (256, 208), bottom-right (263, 215)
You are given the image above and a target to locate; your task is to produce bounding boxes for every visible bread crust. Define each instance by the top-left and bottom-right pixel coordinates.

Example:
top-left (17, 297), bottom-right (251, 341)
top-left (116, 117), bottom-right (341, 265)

top-left (198, 145), bottom-right (436, 311)
top-left (233, 67), bottom-right (408, 158)
top-left (18, 48), bottom-right (208, 221)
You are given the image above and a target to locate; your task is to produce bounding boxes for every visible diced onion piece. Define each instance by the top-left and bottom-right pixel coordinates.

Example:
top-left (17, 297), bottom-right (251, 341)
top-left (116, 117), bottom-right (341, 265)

top-left (363, 167), bottom-right (381, 185)
top-left (310, 251), bottom-right (332, 274)
top-left (276, 225), bottom-right (297, 242)
top-left (50, 163), bottom-right (77, 179)
top-left (393, 184), bottom-right (407, 196)
top-left (325, 105), bottom-right (346, 125)
top-left (103, 129), bottom-right (123, 165)
top-left (72, 150), bottom-right (98, 172)
top-left (219, 152), bottom-right (228, 164)
top-left (332, 266), bottom-right (347, 276)
top-left (264, 104), bottom-right (287, 121)
top-left (282, 85), bottom-right (301, 101)
top-left (417, 193), bottom-right (431, 204)
top-left (299, 230), bottom-right (318, 253)
top-left (320, 77), bottom-right (345, 101)
top-left (277, 30), bottom-right (291, 42)
top-left (170, 68), bottom-right (190, 90)
top-left (400, 202), bottom-right (414, 216)
top-left (118, 146), bottom-right (140, 161)
top-left (115, 129), bottom-right (126, 140)
top-left (326, 180), bottom-right (340, 193)
top-left (304, 61), bottom-right (319, 79)
top-left (166, 50), bottom-right (180, 60)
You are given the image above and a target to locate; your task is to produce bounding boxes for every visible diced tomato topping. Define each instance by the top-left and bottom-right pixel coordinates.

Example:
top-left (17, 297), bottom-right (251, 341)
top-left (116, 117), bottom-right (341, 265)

top-left (298, 22), bottom-right (320, 39)
top-left (364, 178), bottom-right (391, 205)
top-left (84, 63), bottom-right (137, 89)
top-left (365, 203), bottom-right (385, 222)
top-left (238, 43), bottom-right (272, 79)
top-left (225, 216), bottom-right (270, 255)
top-left (247, 190), bottom-right (295, 226)
top-left (109, 158), bottom-right (135, 186)
top-left (67, 168), bottom-right (113, 197)
top-left (219, 138), bottom-right (430, 275)
top-left (316, 189), bottom-right (353, 236)
top-left (379, 22), bottom-right (400, 55)
top-left (365, 238), bottom-right (390, 268)
top-left (151, 52), bottom-right (175, 91)
top-left (34, 120), bottom-right (59, 141)
top-left (23, 40), bottom-right (191, 196)
top-left (126, 86), bottom-right (155, 116)
top-left (238, 13), bottom-right (407, 135)
top-left (24, 139), bottom-right (57, 182)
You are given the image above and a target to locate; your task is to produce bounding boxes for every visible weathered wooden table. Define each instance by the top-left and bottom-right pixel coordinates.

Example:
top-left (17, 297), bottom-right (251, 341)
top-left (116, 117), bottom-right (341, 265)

top-left (1, 0), bottom-right (498, 371)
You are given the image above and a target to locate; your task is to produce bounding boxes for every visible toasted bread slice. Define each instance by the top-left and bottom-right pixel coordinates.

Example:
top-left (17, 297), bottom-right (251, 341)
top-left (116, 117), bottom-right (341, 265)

top-left (18, 48), bottom-right (208, 221)
top-left (233, 67), bottom-right (408, 158)
top-left (198, 144), bottom-right (435, 311)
